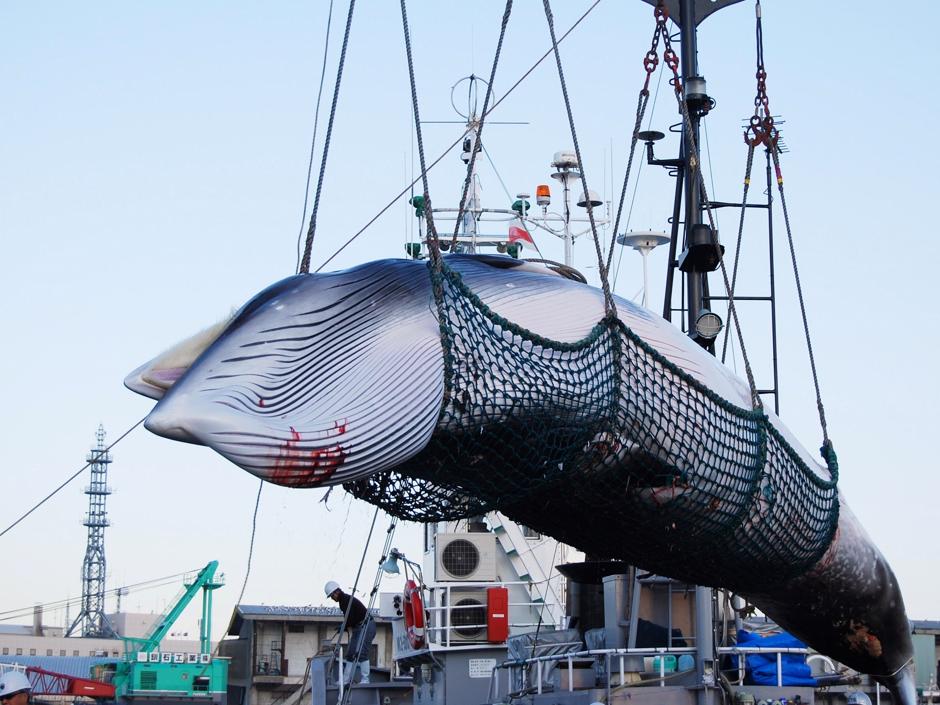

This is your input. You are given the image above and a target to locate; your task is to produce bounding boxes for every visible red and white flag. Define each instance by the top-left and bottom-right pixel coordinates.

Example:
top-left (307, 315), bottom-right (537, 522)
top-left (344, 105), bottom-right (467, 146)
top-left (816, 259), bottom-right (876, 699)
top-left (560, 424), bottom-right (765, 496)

top-left (508, 225), bottom-right (535, 247)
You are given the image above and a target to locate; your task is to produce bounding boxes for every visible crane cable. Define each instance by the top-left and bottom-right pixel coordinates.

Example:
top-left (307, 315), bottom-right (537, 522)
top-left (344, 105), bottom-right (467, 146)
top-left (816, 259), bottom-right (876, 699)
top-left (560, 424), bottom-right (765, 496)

top-left (541, 0), bottom-right (616, 319)
top-left (637, 1), bottom-right (763, 412)
top-left (314, 1), bottom-right (602, 274)
top-left (298, 0), bottom-right (357, 275)
top-left (295, 0), bottom-right (338, 274)
top-left (605, 7), bottom-right (664, 276)
top-left (0, 417), bottom-right (145, 540)
top-left (728, 0), bottom-right (834, 461)
top-left (449, 0), bottom-right (514, 252)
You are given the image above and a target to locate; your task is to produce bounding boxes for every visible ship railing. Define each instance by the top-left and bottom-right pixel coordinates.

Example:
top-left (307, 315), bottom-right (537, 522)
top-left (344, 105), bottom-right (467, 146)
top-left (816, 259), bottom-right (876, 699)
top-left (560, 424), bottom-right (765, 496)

top-left (427, 582), bottom-right (562, 648)
top-left (488, 646), bottom-right (698, 701)
top-left (715, 645), bottom-right (811, 687)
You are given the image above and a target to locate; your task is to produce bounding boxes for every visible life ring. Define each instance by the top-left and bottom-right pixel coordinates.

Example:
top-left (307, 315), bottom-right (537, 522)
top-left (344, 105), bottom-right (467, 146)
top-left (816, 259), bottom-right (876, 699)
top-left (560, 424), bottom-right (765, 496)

top-left (403, 579), bottom-right (426, 649)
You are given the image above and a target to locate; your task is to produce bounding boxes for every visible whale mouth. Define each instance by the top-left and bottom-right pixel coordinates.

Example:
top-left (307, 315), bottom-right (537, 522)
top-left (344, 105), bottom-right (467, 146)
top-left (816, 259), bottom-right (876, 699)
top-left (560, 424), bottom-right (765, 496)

top-left (124, 314), bottom-right (235, 400)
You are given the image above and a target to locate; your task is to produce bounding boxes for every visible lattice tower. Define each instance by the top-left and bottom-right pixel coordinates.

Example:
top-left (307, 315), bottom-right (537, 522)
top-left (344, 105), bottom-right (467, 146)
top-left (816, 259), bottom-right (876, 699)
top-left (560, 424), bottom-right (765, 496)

top-left (66, 425), bottom-right (116, 638)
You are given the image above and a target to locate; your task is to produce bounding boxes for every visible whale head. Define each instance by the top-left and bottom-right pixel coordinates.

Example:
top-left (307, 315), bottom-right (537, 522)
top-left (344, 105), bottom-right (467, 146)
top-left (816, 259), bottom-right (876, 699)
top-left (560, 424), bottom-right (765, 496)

top-left (126, 260), bottom-right (444, 487)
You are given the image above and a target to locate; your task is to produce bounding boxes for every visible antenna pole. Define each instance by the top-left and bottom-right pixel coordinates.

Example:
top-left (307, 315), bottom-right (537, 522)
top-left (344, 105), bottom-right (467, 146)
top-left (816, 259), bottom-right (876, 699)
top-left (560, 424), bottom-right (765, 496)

top-left (678, 0), bottom-right (708, 345)
top-left (676, 4), bottom-right (718, 704)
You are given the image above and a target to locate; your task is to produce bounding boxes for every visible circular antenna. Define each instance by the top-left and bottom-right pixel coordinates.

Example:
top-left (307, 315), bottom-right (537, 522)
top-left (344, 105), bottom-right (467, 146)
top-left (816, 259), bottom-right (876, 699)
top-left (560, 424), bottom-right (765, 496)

top-left (450, 75), bottom-right (492, 120)
top-left (637, 130), bottom-right (665, 142)
top-left (577, 190), bottom-right (602, 208)
top-left (617, 231), bottom-right (670, 251)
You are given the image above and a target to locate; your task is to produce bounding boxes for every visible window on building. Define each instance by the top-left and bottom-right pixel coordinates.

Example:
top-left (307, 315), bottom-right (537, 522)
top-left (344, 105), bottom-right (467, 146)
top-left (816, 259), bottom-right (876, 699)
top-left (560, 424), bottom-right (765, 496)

top-left (287, 622), bottom-right (304, 633)
top-left (1, 648), bottom-right (8, 655)
top-left (89, 650), bottom-right (96, 656)
top-left (59, 650), bottom-right (66, 656)
top-left (46, 649), bottom-right (53, 656)
top-left (15, 648), bottom-right (22, 656)
top-left (73, 650), bottom-right (79, 656)
top-left (521, 525), bottom-right (541, 539)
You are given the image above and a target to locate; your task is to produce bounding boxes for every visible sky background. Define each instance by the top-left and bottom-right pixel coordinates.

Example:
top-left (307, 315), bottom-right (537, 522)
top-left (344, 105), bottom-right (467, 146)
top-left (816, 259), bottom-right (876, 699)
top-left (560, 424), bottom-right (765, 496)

top-left (1, 1), bottom-right (938, 641)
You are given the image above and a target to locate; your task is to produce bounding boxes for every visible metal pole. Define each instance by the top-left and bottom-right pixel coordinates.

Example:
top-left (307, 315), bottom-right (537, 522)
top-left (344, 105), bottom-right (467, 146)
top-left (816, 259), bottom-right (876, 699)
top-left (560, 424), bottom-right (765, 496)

top-left (677, 5), bottom-right (717, 701)
top-left (662, 166), bottom-right (685, 321)
top-left (679, 0), bottom-right (705, 333)
top-left (563, 172), bottom-right (573, 267)
top-left (695, 583), bottom-right (716, 705)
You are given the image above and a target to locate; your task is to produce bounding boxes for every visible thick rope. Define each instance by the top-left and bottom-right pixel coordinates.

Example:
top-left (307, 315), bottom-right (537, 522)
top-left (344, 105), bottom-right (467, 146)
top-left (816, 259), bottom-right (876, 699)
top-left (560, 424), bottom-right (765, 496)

top-left (312, 2), bottom-right (601, 273)
top-left (398, 0), bottom-right (440, 268)
top-left (294, 0), bottom-right (336, 274)
top-left (298, 0), bottom-right (357, 275)
top-left (450, 0), bottom-right (514, 252)
top-left (541, 0), bottom-right (617, 319)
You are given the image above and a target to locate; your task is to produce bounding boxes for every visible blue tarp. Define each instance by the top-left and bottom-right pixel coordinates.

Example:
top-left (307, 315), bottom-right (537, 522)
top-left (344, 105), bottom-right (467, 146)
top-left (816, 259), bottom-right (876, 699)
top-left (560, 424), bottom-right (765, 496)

top-left (734, 630), bottom-right (817, 686)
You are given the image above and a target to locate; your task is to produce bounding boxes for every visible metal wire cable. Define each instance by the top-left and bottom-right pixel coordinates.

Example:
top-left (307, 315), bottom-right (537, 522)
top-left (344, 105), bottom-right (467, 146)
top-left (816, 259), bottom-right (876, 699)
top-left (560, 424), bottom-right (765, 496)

top-left (612, 62), bottom-right (663, 291)
top-left (608, 89), bottom-right (649, 277)
top-left (311, 2), bottom-right (601, 273)
top-left (0, 571), bottom-right (198, 623)
top-left (450, 0), bottom-right (514, 251)
top-left (0, 417), bottom-right (145, 539)
top-left (233, 479), bottom-right (264, 610)
top-left (295, 0), bottom-right (337, 274)
top-left (720, 144), bottom-right (756, 364)
top-left (299, 0), bottom-right (357, 275)
top-left (771, 148), bottom-right (830, 445)
top-left (541, 0), bottom-right (616, 318)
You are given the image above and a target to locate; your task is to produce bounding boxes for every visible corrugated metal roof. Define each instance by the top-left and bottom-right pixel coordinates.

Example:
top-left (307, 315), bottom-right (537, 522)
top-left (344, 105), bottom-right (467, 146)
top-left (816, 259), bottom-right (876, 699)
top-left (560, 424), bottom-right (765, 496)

top-left (237, 605), bottom-right (345, 618)
top-left (0, 655), bottom-right (117, 678)
top-left (912, 620), bottom-right (940, 633)
top-left (0, 626), bottom-right (34, 636)
top-left (227, 605), bottom-right (382, 636)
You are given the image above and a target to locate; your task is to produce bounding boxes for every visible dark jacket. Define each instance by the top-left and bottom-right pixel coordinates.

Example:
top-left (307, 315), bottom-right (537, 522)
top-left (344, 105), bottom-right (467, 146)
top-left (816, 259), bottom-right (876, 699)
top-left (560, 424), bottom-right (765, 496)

top-left (336, 592), bottom-right (367, 628)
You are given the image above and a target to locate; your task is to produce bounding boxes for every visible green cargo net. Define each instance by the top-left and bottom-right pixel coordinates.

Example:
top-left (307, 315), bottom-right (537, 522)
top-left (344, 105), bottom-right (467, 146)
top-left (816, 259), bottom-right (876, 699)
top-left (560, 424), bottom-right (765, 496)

top-left (345, 262), bottom-right (839, 591)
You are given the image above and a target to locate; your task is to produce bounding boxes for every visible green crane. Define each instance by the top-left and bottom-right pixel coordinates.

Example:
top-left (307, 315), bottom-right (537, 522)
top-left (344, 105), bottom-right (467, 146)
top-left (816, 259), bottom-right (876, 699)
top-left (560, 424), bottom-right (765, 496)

top-left (123, 560), bottom-right (224, 655)
top-left (101, 561), bottom-right (229, 701)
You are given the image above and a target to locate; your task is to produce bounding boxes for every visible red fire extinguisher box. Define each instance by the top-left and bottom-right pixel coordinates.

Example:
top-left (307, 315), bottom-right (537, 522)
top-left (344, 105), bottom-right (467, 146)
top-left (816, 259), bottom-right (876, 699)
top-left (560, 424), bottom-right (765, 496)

top-left (486, 587), bottom-right (509, 643)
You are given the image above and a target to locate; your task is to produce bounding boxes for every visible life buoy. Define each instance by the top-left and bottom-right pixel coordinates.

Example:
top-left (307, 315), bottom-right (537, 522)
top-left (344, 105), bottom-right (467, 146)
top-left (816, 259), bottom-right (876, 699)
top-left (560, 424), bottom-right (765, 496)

top-left (403, 579), bottom-right (426, 649)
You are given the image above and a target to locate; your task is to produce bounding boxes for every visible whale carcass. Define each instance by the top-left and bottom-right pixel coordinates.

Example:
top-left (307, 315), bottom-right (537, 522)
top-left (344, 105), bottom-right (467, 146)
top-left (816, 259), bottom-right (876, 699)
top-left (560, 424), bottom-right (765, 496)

top-left (126, 255), bottom-right (916, 703)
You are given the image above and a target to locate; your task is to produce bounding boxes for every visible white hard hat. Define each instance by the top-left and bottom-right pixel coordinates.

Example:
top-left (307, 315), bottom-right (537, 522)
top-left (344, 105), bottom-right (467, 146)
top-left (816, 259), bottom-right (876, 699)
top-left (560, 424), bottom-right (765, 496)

top-left (0, 671), bottom-right (32, 698)
top-left (324, 580), bottom-right (340, 597)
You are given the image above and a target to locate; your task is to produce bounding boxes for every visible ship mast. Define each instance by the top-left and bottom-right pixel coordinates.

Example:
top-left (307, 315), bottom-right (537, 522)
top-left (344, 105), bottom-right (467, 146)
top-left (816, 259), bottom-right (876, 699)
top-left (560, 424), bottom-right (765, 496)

top-left (640, 4), bottom-right (744, 705)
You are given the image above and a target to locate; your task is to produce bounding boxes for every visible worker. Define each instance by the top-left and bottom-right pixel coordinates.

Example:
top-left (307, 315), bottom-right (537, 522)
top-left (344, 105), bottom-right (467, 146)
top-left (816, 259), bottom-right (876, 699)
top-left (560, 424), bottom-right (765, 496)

top-left (325, 580), bottom-right (375, 684)
top-left (0, 670), bottom-right (32, 705)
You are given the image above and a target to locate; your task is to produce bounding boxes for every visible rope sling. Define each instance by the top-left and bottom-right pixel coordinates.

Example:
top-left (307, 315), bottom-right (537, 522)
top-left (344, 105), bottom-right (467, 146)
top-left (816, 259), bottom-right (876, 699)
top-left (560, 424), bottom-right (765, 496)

top-left (345, 0), bottom-right (840, 593)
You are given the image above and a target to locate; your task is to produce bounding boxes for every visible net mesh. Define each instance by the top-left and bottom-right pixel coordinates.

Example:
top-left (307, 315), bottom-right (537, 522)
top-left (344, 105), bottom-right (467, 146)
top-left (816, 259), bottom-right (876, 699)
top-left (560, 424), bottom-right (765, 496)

top-left (345, 262), bottom-right (839, 590)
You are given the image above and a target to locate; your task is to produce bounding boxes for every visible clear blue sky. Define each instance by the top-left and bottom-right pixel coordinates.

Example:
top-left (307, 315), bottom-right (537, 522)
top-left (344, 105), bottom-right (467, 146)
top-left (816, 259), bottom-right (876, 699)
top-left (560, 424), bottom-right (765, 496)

top-left (1, 1), bottom-right (937, 638)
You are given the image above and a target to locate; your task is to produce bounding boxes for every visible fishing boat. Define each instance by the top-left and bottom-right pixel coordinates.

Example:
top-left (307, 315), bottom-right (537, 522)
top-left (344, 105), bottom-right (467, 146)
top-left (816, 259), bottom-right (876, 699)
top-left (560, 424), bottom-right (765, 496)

top-left (120, 2), bottom-right (927, 705)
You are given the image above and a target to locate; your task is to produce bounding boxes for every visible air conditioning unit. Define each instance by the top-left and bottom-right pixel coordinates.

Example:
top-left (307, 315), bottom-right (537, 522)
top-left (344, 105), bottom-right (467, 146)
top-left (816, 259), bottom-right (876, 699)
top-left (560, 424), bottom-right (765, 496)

top-left (442, 589), bottom-right (488, 644)
top-left (435, 533), bottom-right (496, 582)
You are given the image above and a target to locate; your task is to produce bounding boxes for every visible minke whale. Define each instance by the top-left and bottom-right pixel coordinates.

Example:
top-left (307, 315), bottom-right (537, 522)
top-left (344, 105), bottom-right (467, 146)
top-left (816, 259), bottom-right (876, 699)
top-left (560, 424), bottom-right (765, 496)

top-left (126, 255), bottom-right (915, 703)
